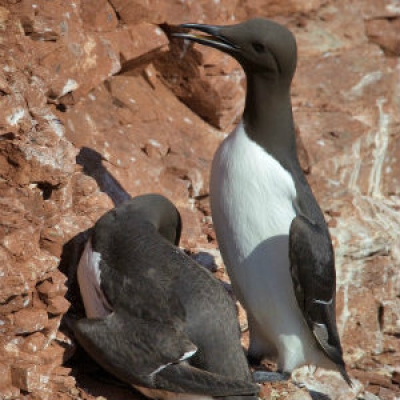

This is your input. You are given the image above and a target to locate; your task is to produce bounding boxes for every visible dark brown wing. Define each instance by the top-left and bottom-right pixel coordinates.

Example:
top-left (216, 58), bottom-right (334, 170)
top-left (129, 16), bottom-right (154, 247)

top-left (73, 314), bottom-right (259, 396)
top-left (289, 215), bottom-right (351, 385)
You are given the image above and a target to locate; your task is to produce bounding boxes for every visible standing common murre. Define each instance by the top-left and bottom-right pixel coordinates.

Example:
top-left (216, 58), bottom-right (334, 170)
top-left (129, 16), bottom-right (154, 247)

top-left (174, 19), bottom-right (351, 386)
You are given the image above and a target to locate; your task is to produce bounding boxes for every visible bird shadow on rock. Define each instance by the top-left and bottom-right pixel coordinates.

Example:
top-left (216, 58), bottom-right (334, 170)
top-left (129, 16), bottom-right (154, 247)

top-left (60, 147), bottom-right (133, 313)
top-left (58, 147), bottom-right (143, 399)
top-left (60, 146), bottom-right (133, 320)
top-left (76, 146), bottom-right (132, 207)
top-left (57, 147), bottom-right (229, 399)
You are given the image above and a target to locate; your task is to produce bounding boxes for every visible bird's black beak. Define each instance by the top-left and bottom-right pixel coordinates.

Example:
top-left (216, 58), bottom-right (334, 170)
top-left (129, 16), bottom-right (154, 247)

top-left (172, 23), bottom-right (239, 53)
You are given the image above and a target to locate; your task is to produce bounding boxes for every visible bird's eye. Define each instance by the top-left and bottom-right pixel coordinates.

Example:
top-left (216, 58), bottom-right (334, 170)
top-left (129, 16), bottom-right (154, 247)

top-left (252, 42), bottom-right (265, 53)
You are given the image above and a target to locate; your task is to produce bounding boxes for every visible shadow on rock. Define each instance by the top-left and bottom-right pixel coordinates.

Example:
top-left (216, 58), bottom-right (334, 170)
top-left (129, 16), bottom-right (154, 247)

top-left (62, 146), bottom-right (133, 317)
top-left (57, 147), bottom-right (142, 398)
top-left (76, 146), bottom-right (132, 207)
top-left (71, 348), bottom-right (145, 400)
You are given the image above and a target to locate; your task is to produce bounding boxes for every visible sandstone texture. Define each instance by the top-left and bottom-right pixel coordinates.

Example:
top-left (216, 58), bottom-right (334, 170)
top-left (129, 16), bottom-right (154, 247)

top-left (0, 0), bottom-right (399, 399)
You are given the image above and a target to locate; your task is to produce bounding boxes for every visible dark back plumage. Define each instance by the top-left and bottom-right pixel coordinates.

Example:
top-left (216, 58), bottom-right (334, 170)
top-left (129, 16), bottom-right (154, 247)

top-left (75, 194), bottom-right (258, 399)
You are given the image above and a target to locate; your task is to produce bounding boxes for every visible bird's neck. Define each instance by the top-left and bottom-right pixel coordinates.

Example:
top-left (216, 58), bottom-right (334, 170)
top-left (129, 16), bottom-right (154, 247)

top-left (242, 73), bottom-right (297, 168)
top-left (242, 73), bottom-right (326, 222)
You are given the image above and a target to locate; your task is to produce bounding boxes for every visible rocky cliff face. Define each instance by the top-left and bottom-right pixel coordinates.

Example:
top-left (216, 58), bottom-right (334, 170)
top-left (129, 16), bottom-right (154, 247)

top-left (0, 1), bottom-right (399, 399)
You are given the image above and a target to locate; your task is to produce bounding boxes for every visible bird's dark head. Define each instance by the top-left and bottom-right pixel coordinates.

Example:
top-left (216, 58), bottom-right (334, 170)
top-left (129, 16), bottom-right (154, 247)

top-left (125, 194), bottom-right (182, 246)
top-left (174, 18), bottom-right (297, 84)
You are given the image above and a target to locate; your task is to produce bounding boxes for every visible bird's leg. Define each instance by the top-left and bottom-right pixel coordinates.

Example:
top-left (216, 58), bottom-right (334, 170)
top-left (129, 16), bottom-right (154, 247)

top-left (247, 318), bottom-right (287, 383)
top-left (252, 370), bottom-right (290, 383)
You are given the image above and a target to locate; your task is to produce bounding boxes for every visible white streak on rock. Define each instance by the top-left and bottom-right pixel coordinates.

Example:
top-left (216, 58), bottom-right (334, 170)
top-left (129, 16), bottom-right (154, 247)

top-left (368, 98), bottom-right (390, 197)
top-left (343, 71), bottom-right (382, 99)
top-left (348, 139), bottom-right (361, 192)
top-left (6, 107), bottom-right (25, 126)
top-left (179, 39), bottom-right (191, 59)
top-left (149, 139), bottom-right (161, 148)
top-left (60, 79), bottom-right (79, 97)
top-left (386, 1), bottom-right (400, 15)
top-left (189, 169), bottom-right (204, 198)
top-left (336, 249), bottom-right (357, 336)
top-left (44, 114), bottom-right (65, 137)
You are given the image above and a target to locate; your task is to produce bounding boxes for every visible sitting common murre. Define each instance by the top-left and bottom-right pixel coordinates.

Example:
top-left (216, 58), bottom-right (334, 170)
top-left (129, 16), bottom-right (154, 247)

top-left (75, 194), bottom-right (259, 400)
top-left (174, 19), bottom-right (351, 385)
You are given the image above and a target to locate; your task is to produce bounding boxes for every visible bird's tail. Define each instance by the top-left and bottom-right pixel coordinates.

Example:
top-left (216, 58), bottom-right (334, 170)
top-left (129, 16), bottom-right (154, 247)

top-left (337, 363), bottom-right (352, 387)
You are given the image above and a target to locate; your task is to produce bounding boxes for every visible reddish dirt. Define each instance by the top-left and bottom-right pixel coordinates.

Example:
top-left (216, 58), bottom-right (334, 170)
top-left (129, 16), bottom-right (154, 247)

top-left (0, 0), bottom-right (399, 399)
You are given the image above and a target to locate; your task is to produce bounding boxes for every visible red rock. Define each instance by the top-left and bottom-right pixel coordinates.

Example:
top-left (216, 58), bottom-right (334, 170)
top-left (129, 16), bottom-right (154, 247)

top-left (378, 386), bottom-right (398, 400)
top-left (37, 341), bottom-right (66, 366)
top-left (51, 367), bottom-right (72, 378)
top-left (0, 362), bottom-right (12, 388)
top-left (235, 0), bottom-right (323, 18)
top-left (108, 0), bottom-right (156, 24)
top-left (0, 92), bottom-right (32, 138)
top-left (50, 374), bottom-right (76, 393)
top-left (352, 369), bottom-right (394, 388)
top-left (72, 174), bottom-right (99, 197)
top-left (54, 331), bottom-right (76, 363)
top-left (294, 110), bottom-right (366, 167)
top-left (366, 18), bottom-right (400, 56)
top-left (0, 6), bottom-right (10, 22)
top-left (45, 296), bottom-right (70, 316)
top-left (0, 314), bottom-right (15, 335)
top-left (392, 369), bottom-right (400, 384)
top-left (38, 34), bottom-right (121, 99)
top-left (107, 0), bottom-right (203, 25)
top-left (362, 0), bottom-right (400, 19)
top-left (2, 225), bottom-right (40, 260)
top-left (0, 0), bottom-right (399, 398)
top-left (0, 294), bottom-right (31, 315)
top-left (21, 332), bottom-right (47, 354)
top-left (62, 71), bottom-right (220, 246)
top-left (32, 292), bottom-right (48, 311)
top-left (13, 309), bottom-right (48, 335)
top-left (11, 362), bottom-right (53, 393)
top-left (36, 271), bottom-right (68, 299)
top-left (0, 385), bottom-right (20, 400)
top-left (105, 23), bottom-right (169, 70)
top-left (0, 275), bottom-right (29, 304)
top-left (40, 226), bottom-right (66, 258)
top-left (43, 316), bottom-right (62, 340)
top-left (80, 0), bottom-right (118, 32)
top-left (109, 0), bottom-right (324, 25)
top-left (155, 42), bottom-right (244, 131)
top-left (292, 3), bottom-right (367, 56)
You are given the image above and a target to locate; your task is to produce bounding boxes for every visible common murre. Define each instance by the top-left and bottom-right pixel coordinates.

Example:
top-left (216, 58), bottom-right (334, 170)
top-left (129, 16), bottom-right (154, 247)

top-left (174, 18), bottom-right (351, 385)
top-left (75, 194), bottom-right (260, 400)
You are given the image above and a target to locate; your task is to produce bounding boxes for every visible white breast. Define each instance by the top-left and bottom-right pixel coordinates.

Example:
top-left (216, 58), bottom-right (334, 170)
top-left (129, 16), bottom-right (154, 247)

top-left (210, 121), bottom-right (297, 262)
top-left (210, 122), bottom-right (325, 371)
top-left (77, 239), bottom-right (112, 319)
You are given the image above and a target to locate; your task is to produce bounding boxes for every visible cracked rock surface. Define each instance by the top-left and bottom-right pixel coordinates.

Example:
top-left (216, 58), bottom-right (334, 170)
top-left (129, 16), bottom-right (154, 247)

top-left (0, 0), bottom-right (399, 399)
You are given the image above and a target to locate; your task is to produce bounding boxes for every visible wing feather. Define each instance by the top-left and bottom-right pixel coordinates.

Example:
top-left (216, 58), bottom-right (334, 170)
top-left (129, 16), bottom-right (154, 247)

top-left (73, 315), bottom-right (259, 395)
top-left (289, 215), bottom-right (351, 385)
top-left (74, 313), bottom-right (196, 386)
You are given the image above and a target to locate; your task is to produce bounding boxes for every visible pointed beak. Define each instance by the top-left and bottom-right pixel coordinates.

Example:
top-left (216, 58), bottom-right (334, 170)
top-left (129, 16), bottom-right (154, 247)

top-left (172, 23), bottom-right (239, 53)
